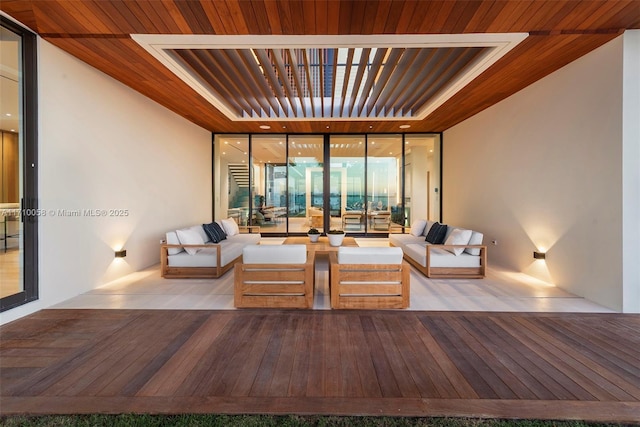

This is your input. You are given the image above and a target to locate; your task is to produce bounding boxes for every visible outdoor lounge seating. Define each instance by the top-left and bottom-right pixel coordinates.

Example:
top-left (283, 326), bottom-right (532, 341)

top-left (329, 246), bottom-right (410, 309)
top-left (390, 220), bottom-right (486, 278)
top-left (234, 244), bottom-right (315, 308)
top-left (161, 219), bottom-right (261, 279)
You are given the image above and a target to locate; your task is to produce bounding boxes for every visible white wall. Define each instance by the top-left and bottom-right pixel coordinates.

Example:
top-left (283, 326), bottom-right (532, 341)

top-left (622, 30), bottom-right (640, 313)
top-left (443, 35), bottom-right (630, 311)
top-left (1, 40), bottom-right (211, 324)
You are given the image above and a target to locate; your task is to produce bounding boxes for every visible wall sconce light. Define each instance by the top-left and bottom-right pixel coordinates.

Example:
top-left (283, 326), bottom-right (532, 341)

top-left (533, 251), bottom-right (546, 260)
top-left (115, 249), bottom-right (127, 258)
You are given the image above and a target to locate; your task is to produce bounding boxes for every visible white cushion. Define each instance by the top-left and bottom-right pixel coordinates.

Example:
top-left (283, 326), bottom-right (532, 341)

top-left (444, 229), bottom-right (473, 256)
top-left (176, 228), bottom-right (204, 255)
top-left (465, 231), bottom-right (484, 256)
top-left (404, 244), bottom-right (481, 268)
top-left (338, 247), bottom-right (403, 264)
top-left (422, 220), bottom-right (435, 237)
top-left (409, 220), bottom-right (427, 237)
top-left (165, 231), bottom-right (183, 255)
top-left (243, 244), bottom-right (307, 264)
top-left (221, 218), bottom-right (240, 236)
top-left (188, 225), bottom-right (210, 243)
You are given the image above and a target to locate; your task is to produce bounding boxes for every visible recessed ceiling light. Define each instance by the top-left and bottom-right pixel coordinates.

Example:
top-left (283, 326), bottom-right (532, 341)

top-left (405, 141), bottom-right (409, 144)
top-left (389, 151), bottom-right (393, 154)
top-left (242, 160), bottom-right (245, 163)
top-left (429, 149), bottom-right (433, 153)
top-left (222, 152), bottom-right (226, 155)
top-left (244, 151), bottom-right (247, 154)
top-left (359, 141), bottom-right (362, 144)
top-left (279, 141), bottom-right (283, 144)
top-left (371, 141), bottom-right (376, 144)
top-left (298, 152), bottom-right (301, 155)
top-left (236, 141), bottom-right (241, 144)
top-left (5, 113), bottom-right (11, 117)
top-left (282, 125), bottom-right (287, 129)
top-left (224, 141), bottom-right (229, 144)
top-left (399, 124), bottom-right (411, 129)
top-left (259, 125), bottom-right (271, 129)
top-left (10, 129), bottom-right (15, 132)
top-left (326, 125), bottom-right (329, 129)
top-left (369, 125), bottom-right (373, 129)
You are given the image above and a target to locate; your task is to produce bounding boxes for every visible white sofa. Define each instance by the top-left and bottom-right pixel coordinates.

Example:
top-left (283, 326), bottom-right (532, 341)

top-left (389, 220), bottom-right (487, 278)
top-left (161, 219), bottom-right (261, 278)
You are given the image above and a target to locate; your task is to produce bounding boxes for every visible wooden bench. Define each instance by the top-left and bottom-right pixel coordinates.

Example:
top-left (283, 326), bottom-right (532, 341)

top-left (329, 247), bottom-right (410, 309)
top-left (234, 245), bottom-right (315, 308)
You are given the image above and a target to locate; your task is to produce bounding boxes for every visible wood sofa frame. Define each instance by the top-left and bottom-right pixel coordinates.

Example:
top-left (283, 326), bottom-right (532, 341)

top-left (328, 252), bottom-right (410, 309)
top-left (160, 226), bottom-right (260, 279)
top-left (234, 251), bottom-right (315, 308)
top-left (398, 244), bottom-right (487, 279)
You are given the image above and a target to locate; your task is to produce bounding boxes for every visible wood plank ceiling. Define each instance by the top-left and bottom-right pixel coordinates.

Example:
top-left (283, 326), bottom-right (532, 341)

top-left (2, 0), bottom-right (639, 134)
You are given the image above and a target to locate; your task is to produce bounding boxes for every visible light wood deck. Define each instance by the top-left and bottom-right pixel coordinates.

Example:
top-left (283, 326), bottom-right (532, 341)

top-left (1, 309), bottom-right (639, 422)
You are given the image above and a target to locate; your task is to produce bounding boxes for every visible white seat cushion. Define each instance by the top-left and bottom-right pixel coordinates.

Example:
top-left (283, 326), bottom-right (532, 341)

top-left (165, 231), bottom-right (183, 255)
top-left (176, 228), bottom-right (205, 255)
top-left (338, 247), bottom-right (403, 264)
top-left (243, 244), bottom-right (307, 264)
top-left (221, 218), bottom-right (240, 236)
top-left (405, 244), bottom-right (480, 268)
top-left (444, 228), bottom-right (473, 256)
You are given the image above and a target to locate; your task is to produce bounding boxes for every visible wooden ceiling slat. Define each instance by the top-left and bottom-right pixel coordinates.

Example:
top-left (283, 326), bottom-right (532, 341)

top-left (326, 0), bottom-right (341, 34)
top-left (347, 48), bottom-right (372, 117)
top-left (0, 0), bottom-right (38, 32)
top-left (288, 1), bottom-right (306, 34)
top-left (133, 2), bottom-right (180, 33)
top-left (174, 1), bottom-right (214, 33)
top-left (339, 49), bottom-right (355, 117)
top-left (394, 49), bottom-right (452, 115)
top-left (273, 0), bottom-right (292, 34)
top-left (429, 1), bottom-right (459, 34)
top-left (223, 0), bottom-right (250, 34)
top-left (353, 48), bottom-right (388, 117)
top-left (362, 48), bottom-right (406, 117)
top-left (409, 48), bottom-right (486, 114)
top-left (393, 0), bottom-right (418, 34)
top-left (61, 1), bottom-right (115, 34)
top-left (119, 1), bottom-right (164, 33)
top-left (30, 2), bottom-right (89, 34)
top-left (373, 49), bottom-right (421, 115)
top-left (460, 0), bottom-right (498, 33)
top-left (485, 1), bottom-right (534, 32)
top-left (175, 50), bottom-right (246, 115)
top-left (449, 1), bottom-right (486, 34)
top-left (95, 0), bottom-right (147, 33)
top-left (248, 0), bottom-right (272, 34)
top-left (381, 49), bottom-right (437, 116)
top-left (318, 49), bottom-right (325, 115)
top-left (571, 1), bottom-right (631, 31)
top-left (302, 0), bottom-right (316, 34)
top-left (406, 1), bottom-right (432, 33)
top-left (288, 49), bottom-right (309, 118)
top-left (158, 0), bottom-right (195, 33)
top-left (359, 1), bottom-right (381, 35)
top-left (314, 0), bottom-right (329, 35)
top-left (507, 0), bottom-right (550, 32)
top-left (270, 49), bottom-right (299, 118)
top-left (337, 0), bottom-right (354, 34)
top-left (330, 48), bottom-right (339, 118)
top-left (469, 1), bottom-right (509, 33)
top-left (237, 49), bottom-right (280, 115)
top-left (224, 49), bottom-right (274, 116)
top-left (262, 0), bottom-right (283, 35)
top-left (198, 1), bottom-right (230, 34)
top-left (253, 49), bottom-right (290, 116)
top-left (372, 0), bottom-right (394, 34)
top-left (301, 49), bottom-right (317, 117)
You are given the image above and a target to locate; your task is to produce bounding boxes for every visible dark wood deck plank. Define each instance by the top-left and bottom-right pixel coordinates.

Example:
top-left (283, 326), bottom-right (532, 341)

top-left (1, 309), bottom-right (640, 423)
top-left (513, 316), bottom-right (638, 401)
top-left (464, 316), bottom-right (572, 400)
top-left (136, 312), bottom-right (235, 396)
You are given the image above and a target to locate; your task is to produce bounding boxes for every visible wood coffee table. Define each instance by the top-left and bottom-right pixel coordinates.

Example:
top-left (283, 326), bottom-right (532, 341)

top-left (283, 236), bottom-right (358, 254)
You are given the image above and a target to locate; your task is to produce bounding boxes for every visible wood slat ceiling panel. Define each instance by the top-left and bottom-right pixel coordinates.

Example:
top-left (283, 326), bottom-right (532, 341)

top-left (2, 0), bottom-right (639, 134)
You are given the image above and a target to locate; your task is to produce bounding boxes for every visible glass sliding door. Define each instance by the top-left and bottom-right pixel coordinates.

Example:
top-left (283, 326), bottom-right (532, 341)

top-left (216, 135), bottom-right (250, 226)
top-left (288, 135), bottom-right (323, 233)
top-left (1, 18), bottom-right (37, 312)
top-left (367, 134), bottom-right (403, 233)
top-left (404, 134), bottom-right (441, 223)
top-left (251, 135), bottom-right (287, 232)
top-left (329, 135), bottom-right (365, 233)
top-left (213, 132), bottom-right (442, 236)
